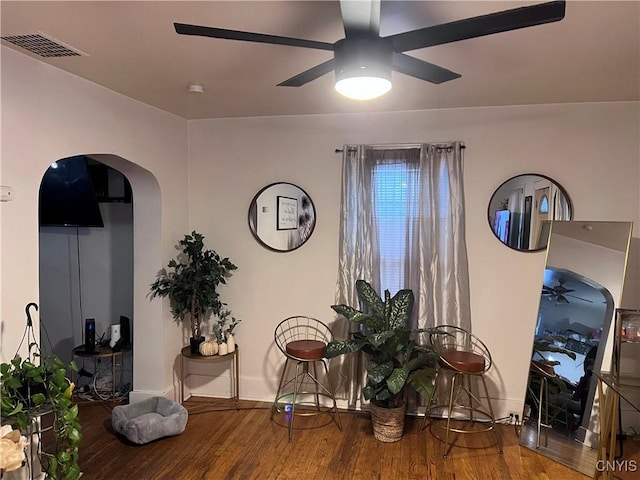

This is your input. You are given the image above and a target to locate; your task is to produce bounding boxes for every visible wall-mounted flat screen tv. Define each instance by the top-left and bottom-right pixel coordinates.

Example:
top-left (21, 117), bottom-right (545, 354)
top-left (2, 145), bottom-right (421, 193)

top-left (39, 155), bottom-right (104, 227)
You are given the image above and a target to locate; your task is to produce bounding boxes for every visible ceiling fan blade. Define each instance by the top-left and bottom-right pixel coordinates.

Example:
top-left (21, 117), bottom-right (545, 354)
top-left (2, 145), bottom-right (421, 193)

top-left (392, 53), bottom-right (460, 84)
top-left (174, 23), bottom-right (334, 51)
top-left (565, 293), bottom-right (594, 303)
top-left (555, 285), bottom-right (574, 294)
top-left (340, 0), bottom-right (381, 38)
top-left (277, 59), bottom-right (336, 87)
top-left (388, 0), bottom-right (566, 52)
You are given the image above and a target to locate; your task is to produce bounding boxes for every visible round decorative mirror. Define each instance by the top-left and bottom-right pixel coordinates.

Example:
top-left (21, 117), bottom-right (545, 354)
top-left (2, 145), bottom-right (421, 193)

top-left (487, 174), bottom-right (572, 252)
top-left (248, 182), bottom-right (316, 252)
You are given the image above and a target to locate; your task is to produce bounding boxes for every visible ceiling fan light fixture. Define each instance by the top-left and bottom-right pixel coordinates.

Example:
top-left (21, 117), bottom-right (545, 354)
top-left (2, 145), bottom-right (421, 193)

top-left (333, 37), bottom-right (393, 101)
top-left (335, 75), bottom-right (391, 100)
top-left (188, 83), bottom-right (204, 94)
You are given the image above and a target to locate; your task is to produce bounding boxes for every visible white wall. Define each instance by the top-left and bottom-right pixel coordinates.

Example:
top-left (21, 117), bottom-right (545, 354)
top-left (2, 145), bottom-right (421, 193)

top-left (1, 47), bottom-right (189, 401)
top-left (188, 102), bottom-right (640, 416)
top-left (2, 45), bottom-right (638, 417)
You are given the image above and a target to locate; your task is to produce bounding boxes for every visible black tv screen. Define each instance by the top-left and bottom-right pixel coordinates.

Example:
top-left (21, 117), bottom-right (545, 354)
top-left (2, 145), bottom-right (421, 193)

top-left (39, 156), bottom-right (104, 227)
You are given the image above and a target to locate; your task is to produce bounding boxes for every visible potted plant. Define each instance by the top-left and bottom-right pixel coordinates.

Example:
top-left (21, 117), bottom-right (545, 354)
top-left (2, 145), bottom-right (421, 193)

top-left (0, 344), bottom-right (82, 480)
top-left (325, 279), bottom-right (438, 442)
top-left (212, 309), bottom-right (241, 355)
top-left (150, 231), bottom-right (237, 353)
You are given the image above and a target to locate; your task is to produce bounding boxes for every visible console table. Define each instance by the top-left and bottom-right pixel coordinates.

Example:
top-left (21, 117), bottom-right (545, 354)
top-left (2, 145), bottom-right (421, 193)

top-left (179, 345), bottom-right (239, 408)
top-left (71, 345), bottom-right (131, 402)
top-left (593, 372), bottom-right (640, 479)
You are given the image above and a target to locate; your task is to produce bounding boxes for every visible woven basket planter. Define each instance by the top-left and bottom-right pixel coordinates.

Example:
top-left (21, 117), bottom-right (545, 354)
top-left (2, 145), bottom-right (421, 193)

top-left (370, 401), bottom-right (406, 442)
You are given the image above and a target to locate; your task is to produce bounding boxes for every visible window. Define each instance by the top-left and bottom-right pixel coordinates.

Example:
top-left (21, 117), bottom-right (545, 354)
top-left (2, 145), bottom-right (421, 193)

top-left (372, 158), bottom-right (418, 294)
top-left (370, 149), bottom-right (452, 295)
top-left (539, 194), bottom-right (549, 214)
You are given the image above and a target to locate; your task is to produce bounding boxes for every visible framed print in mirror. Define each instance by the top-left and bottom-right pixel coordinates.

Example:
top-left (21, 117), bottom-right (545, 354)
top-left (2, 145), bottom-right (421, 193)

top-left (277, 196), bottom-right (298, 230)
top-left (249, 182), bottom-right (316, 252)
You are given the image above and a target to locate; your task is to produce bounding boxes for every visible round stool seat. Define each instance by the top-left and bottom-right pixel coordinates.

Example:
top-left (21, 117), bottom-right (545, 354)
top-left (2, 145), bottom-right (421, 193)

top-left (286, 339), bottom-right (326, 360)
top-left (440, 350), bottom-right (486, 373)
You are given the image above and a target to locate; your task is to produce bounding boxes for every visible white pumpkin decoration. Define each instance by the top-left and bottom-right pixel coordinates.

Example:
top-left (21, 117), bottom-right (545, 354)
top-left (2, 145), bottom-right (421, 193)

top-left (199, 339), bottom-right (218, 356)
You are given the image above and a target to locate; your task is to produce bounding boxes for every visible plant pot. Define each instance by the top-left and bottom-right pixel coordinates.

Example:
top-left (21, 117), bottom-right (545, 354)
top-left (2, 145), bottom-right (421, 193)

top-left (189, 336), bottom-right (205, 354)
top-left (218, 342), bottom-right (228, 356)
top-left (17, 381), bottom-right (47, 406)
top-left (370, 401), bottom-right (406, 443)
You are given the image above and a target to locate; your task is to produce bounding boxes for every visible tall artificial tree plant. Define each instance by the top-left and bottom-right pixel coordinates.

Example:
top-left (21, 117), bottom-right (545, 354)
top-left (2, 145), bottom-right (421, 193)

top-left (150, 231), bottom-right (237, 353)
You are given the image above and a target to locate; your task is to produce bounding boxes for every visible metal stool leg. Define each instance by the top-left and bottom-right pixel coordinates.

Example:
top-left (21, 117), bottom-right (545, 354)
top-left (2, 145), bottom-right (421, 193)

top-left (288, 361), bottom-right (304, 441)
top-left (271, 358), bottom-right (291, 420)
top-left (311, 361), bottom-right (321, 412)
top-left (444, 372), bottom-right (461, 457)
top-left (421, 369), bottom-right (440, 431)
top-left (536, 375), bottom-right (550, 449)
top-left (537, 376), bottom-right (544, 448)
top-left (321, 359), bottom-right (342, 431)
top-left (466, 374), bottom-right (474, 424)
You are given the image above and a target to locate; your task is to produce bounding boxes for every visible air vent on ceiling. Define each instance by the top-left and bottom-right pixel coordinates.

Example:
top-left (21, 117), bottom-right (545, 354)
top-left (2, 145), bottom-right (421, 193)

top-left (0, 33), bottom-right (84, 58)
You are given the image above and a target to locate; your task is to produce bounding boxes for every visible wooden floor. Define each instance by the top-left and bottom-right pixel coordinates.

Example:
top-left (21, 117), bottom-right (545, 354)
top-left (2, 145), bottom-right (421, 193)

top-left (519, 414), bottom-right (640, 480)
top-left (76, 398), bottom-right (597, 480)
top-left (519, 421), bottom-right (597, 477)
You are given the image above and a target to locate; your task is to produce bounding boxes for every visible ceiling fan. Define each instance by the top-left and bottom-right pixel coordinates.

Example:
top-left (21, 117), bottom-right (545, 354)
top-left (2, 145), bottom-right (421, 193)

top-left (174, 0), bottom-right (566, 100)
top-left (542, 279), bottom-right (593, 304)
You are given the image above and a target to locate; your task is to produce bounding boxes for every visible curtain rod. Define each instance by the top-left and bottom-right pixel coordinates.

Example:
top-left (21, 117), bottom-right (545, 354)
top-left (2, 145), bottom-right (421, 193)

top-left (335, 143), bottom-right (465, 153)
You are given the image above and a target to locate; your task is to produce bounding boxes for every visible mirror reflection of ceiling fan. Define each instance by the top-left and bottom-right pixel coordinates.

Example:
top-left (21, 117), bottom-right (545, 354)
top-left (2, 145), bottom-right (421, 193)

top-left (542, 279), bottom-right (593, 304)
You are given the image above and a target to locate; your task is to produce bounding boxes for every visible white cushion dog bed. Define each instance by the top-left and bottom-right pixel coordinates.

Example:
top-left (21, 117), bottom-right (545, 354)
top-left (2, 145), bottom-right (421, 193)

top-left (112, 396), bottom-right (188, 444)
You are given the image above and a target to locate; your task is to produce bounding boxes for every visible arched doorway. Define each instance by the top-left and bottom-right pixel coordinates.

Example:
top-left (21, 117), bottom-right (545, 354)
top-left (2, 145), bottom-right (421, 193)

top-left (38, 153), bottom-right (163, 401)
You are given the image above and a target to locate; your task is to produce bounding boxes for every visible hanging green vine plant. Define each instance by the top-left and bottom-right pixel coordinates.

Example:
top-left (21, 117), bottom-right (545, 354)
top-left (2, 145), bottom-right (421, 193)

top-left (0, 303), bottom-right (82, 480)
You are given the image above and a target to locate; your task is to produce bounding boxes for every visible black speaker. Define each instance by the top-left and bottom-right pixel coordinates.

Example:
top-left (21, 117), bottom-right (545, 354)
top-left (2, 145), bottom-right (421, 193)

top-left (84, 318), bottom-right (96, 353)
top-left (119, 315), bottom-right (131, 349)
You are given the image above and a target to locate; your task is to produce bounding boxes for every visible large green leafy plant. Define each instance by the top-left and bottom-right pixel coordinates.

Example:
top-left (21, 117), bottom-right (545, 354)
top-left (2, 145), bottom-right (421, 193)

top-left (150, 231), bottom-right (237, 343)
top-left (1, 345), bottom-right (82, 480)
top-left (326, 279), bottom-right (438, 409)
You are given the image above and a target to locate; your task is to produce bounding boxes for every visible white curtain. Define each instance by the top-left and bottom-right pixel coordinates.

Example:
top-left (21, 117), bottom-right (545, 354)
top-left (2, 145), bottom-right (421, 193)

top-left (331, 142), bottom-right (471, 409)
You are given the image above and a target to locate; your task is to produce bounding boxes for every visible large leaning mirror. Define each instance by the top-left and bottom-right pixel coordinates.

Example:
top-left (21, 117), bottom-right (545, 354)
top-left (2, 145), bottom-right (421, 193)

top-left (248, 182), bottom-right (316, 252)
top-left (519, 220), bottom-right (633, 476)
top-left (488, 174), bottom-right (572, 251)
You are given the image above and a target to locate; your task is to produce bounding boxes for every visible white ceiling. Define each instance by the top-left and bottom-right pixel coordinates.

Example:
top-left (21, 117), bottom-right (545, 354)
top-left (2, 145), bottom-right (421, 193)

top-left (1, 1), bottom-right (638, 120)
top-left (552, 221), bottom-right (633, 252)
